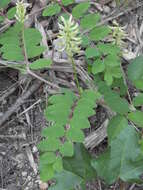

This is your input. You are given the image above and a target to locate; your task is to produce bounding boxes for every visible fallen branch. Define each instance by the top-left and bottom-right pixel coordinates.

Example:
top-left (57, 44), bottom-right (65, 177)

top-left (84, 119), bottom-right (109, 149)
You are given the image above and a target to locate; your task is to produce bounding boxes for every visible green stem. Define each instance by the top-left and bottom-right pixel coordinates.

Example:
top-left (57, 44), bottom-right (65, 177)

top-left (21, 23), bottom-right (29, 69)
top-left (69, 56), bottom-right (81, 95)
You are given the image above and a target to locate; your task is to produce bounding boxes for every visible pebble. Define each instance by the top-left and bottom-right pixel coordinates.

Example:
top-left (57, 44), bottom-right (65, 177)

top-left (27, 175), bottom-right (32, 181)
top-left (32, 146), bottom-right (38, 153)
top-left (103, 6), bottom-right (110, 14)
top-left (0, 112), bottom-right (3, 117)
top-left (39, 182), bottom-right (49, 190)
top-left (22, 171), bottom-right (27, 177)
top-left (110, 1), bottom-right (116, 8)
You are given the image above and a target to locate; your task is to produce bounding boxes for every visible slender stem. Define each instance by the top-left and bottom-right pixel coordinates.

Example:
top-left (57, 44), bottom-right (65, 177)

top-left (21, 23), bottom-right (29, 69)
top-left (69, 56), bottom-right (81, 95)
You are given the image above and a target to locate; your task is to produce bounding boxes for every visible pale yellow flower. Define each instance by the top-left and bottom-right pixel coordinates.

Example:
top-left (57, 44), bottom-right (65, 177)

top-left (15, 0), bottom-right (30, 23)
top-left (58, 15), bottom-right (81, 56)
top-left (110, 20), bottom-right (127, 47)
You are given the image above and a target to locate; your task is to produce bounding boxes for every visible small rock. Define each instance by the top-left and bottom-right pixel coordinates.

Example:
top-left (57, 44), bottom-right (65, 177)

top-left (110, 1), bottom-right (116, 8)
top-left (27, 175), bottom-right (32, 181)
top-left (0, 112), bottom-right (3, 117)
top-left (39, 182), bottom-right (49, 190)
top-left (103, 6), bottom-right (110, 14)
top-left (32, 146), bottom-right (38, 153)
top-left (22, 171), bottom-right (27, 177)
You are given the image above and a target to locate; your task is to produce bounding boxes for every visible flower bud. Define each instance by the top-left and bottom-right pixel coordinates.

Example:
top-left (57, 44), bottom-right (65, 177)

top-left (15, 0), bottom-right (30, 23)
top-left (58, 15), bottom-right (81, 56)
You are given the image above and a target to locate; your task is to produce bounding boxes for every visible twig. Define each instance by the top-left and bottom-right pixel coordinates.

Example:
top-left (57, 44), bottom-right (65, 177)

top-left (0, 133), bottom-right (26, 140)
top-left (0, 80), bottom-right (42, 127)
top-left (25, 146), bottom-right (38, 174)
top-left (19, 99), bottom-right (41, 116)
top-left (27, 69), bottom-right (60, 90)
top-left (0, 82), bottom-right (18, 102)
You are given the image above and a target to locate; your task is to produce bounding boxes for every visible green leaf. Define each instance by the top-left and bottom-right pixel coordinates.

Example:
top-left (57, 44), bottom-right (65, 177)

top-left (30, 59), bottom-right (52, 70)
top-left (97, 43), bottom-right (121, 55)
top-left (127, 56), bottom-right (143, 82)
top-left (81, 35), bottom-right (90, 47)
top-left (108, 66), bottom-right (122, 78)
top-left (105, 90), bottom-right (129, 114)
top-left (70, 116), bottom-right (90, 129)
top-left (40, 164), bottom-right (54, 182)
top-left (48, 90), bottom-right (76, 104)
top-left (0, 25), bottom-right (45, 61)
top-left (98, 82), bottom-right (129, 114)
top-left (85, 47), bottom-right (100, 58)
top-left (92, 59), bottom-right (105, 74)
top-left (73, 102), bottom-right (95, 117)
top-left (133, 94), bottom-right (143, 107)
top-left (89, 26), bottom-right (111, 41)
top-left (110, 125), bottom-right (142, 182)
top-left (61, 0), bottom-right (74, 6)
top-left (1, 46), bottom-right (24, 61)
top-left (49, 170), bottom-right (82, 190)
top-left (63, 143), bottom-right (96, 180)
top-left (72, 2), bottom-right (90, 19)
top-left (107, 115), bottom-right (128, 144)
top-left (111, 78), bottom-right (127, 96)
top-left (128, 111), bottom-right (143, 128)
top-left (53, 157), bottom-right (63, 172)
top-left (104, 54), bottom-right (120, 66)
top-left (40, 152), bottom-right (56, 165)
top-left (41, 125), bottom-right (65, 138)
top-left (127, 56), bottom-right (143, 90)
top-left (7, 7), bottom-right (16, 19)
top-left (66, 127), bottom-right (85, 143)
top-left (59, 141), bottom-right (74, 157)
top-left (133, 79), bottom-right (143, 90)
top-left (92, 124), bottom-right (143, 184)
top-left (80, 13), bottom-right (100, 29)
top-left (104, 70), bottom-right (113, 85)
top-left (24, 28), bottom-right (45, 59)
top-left (38, 139), bottom-right (60, 152)
top-left (43, 3), bottom-right (61, 16)
top-left (91, 149), bottom-right (115, 184)
top-left (0, 0), bottom-right (11, 8)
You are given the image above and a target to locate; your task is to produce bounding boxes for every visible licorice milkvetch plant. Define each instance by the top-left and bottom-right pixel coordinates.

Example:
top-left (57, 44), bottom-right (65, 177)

top-left (58, 15), bottom-right (81, 56)
top-left (1, 0), bottom-right (143, 189)
top-left (37, 14), bottom-right (99, 183)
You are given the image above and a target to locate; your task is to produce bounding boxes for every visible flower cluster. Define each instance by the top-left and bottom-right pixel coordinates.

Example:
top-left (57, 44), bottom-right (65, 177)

top-left (57, 15), bottom-right (81, 56)
top-left (15, 0), bottom-right (30, 23)
top-left (110, 20), bottom-right (126, 47)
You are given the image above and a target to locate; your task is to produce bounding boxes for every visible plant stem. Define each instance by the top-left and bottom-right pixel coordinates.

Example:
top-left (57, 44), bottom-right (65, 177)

top-left (70, 56), bottom-right (81, 95)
